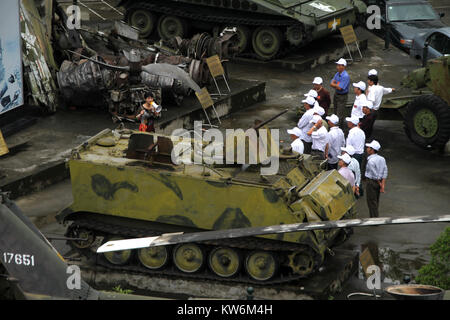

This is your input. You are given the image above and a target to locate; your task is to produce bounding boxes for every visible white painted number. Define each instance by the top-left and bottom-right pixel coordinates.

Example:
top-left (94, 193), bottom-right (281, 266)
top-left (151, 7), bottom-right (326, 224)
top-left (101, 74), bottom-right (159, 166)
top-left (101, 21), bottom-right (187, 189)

top-left (2, 253), bottom-right (35, 267)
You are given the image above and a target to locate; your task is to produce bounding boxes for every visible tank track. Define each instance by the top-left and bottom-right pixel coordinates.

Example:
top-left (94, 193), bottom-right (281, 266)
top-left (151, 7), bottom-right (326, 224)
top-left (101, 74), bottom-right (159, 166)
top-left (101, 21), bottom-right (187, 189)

top-left (126, 1), bottom-right (296, 27)
top-left (125, 1), bottom-right (299, 59)
top-left (65, 215), bottom-right (324, 285)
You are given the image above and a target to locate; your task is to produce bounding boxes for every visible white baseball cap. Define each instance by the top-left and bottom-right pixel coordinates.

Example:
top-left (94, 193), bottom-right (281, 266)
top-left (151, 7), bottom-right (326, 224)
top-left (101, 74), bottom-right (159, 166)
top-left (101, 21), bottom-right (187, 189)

top-left (304, 89), bottom-right (318, 99)
top-left (353, 81), bottom-right (366, 91)
top-left (309, 115), bottom-right (322, 124)
top-left (345, 116), bottom-right (360, 125)
top-left (336, 58), bottom-right (347, 66)
top-left (287, 127), bottom-right (302, 137)
top-left (313, 105), bottom-right (325, 116)
top-left (338, 153), bottom-right (352, 164)
top-left (366, 140), bottom-right (381, 151)
top-left (368, 69), bottom-right (378, 76)
top-left (341, 145), bottom-right (355, 156)
top-left (362, 100), bottom-right (374, 109)
top-left (302, 96), bottom-right (316, 106)
top-left (313, 77), bottom-right (323, 85)
top-left (326, 114), bottom-right (339, 125)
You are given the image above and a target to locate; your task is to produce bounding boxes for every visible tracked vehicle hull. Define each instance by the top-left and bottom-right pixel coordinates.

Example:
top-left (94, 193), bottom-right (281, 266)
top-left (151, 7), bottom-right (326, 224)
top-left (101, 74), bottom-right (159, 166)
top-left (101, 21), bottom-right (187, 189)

top-left (118, 0), bottom-right (367, 60)
top-left (58, 129), bottom-right (357, 283)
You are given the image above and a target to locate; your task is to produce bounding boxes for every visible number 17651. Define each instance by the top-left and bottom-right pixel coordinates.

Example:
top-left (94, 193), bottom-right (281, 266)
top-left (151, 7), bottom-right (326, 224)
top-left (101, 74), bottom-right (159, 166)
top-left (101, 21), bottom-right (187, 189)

top-left (2, 252), bottom-right (35, 266)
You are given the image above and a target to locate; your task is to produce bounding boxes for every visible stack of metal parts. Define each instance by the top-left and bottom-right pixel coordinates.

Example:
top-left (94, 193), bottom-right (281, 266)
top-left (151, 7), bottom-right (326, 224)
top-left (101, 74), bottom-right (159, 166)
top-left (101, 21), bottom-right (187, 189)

top-left (56, 26), bottom-right (238, 117)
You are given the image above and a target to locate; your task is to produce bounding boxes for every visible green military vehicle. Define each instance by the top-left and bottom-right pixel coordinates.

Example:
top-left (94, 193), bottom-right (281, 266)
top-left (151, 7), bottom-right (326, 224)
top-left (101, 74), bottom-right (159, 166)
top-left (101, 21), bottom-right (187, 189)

top-left (118, 0), bottom-right (367, 60)
top-left (57, 127), bottom-right (357, 283)
top-left (380, 55), bottom-right (450, 151)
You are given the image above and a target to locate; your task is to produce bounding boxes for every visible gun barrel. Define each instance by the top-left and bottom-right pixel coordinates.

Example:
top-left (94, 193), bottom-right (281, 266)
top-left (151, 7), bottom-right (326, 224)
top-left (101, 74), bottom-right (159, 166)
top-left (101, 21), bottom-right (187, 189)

top-left (252, 109), bottom-right (289, 130)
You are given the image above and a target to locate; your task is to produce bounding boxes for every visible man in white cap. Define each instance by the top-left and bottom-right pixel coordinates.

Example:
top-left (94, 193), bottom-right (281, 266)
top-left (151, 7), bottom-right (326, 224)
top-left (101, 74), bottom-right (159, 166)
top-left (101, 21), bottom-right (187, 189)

top-left (307, 115), bottom-right (329, 160)
top-left (297, 96), bottom-right (316, 153)
top-left (304, 89), bottom-right (320, 108)
top-left (359, 100), bottom-right (376, 140)
top-left (330, 58), bottom-right (350, 129)
top-left (337, 153), bottom-right (355, 192)
top-left (287, 127), bottom-right (304, 154)
top-left (313, 77), bottom-right (331, 116)
top-left (368, 69), bottom-right (377, 77)
top-left (345, 116), bottom-right (366, 167)
top-left (364, 140), bottom-right (388, 218)
top-left (326, 114), bottom-right (345, 170)
top-left (313, 105), bottom-right (328, 130)
top-left (341, 145), bottom-right (361, 197)
top-left (351, 81), bottom-right (367, 119)
top-left (366, 72), bottom-right (395, 119)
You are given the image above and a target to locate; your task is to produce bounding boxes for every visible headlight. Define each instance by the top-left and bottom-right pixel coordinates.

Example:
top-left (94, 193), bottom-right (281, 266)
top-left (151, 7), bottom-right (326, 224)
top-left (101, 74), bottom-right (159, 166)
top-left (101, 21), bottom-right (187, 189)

top-left (400, 39), bottom-right (414, 47)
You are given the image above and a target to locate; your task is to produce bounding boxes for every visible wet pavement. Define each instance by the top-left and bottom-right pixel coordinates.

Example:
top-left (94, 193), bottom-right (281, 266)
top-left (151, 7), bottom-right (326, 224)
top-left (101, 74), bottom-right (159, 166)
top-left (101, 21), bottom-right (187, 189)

top-left (2, 0), bottom-right (449, 299)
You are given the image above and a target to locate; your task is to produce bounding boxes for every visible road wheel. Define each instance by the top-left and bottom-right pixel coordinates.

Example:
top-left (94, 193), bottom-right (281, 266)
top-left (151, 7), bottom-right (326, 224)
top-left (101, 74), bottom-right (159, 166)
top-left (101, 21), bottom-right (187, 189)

top-left (245, 251), bottom-right (277, 281)
top-left (208, 247), bottom-right (241, 278)
top-left (128, 9), bottom-right (157, 38)
top-left (251, 27), bottom-right (282, 60)
top-left (403, 95), bottom-right (450, 150)
top-left (138, 246), bottom-right (170, 270)
top-left (157, 15), bottom-right (188, 40)
top-left (102, 237), bottom-right (133, 265)
top-left (173, 243), bottom-right (204, 273)
top-left (232, 25), bottom-right (251, 53)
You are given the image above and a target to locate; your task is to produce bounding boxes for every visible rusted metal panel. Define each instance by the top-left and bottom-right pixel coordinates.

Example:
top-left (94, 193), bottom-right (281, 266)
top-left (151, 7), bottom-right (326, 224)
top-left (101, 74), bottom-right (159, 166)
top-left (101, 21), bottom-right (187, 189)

top-left (20, 0), bottom-right (58, 113)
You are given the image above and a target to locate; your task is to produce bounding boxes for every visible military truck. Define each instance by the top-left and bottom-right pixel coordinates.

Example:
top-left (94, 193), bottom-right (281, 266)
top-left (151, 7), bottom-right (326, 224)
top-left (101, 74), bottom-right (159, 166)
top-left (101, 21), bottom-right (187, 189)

top-left (380, 55), bottom-right (450, 151)
top-left (57, 127), bottom-right (357, 283)
top-left (118, 0), bottom-right (367, 60)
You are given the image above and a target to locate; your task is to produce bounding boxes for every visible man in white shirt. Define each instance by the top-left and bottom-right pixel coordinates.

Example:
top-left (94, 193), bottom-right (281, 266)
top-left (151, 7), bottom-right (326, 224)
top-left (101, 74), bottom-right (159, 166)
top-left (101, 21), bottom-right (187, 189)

top-left (307, 115), bottom-right (329, 160)
top-left (364, 140), bottom-right (388, 217)
top-left (337, 153), bottom-right (356, 193)
top-left (297, 96), bottom-right (316, 154)
top-left (366, 71), bottom-right (395, 119)
top-left (341, 145), bottom-right (361, 197)
top-left (287, 127), bottom-right (304, 154)
top-left (345, 116), bottom-right (366, 167)
top-left (304, 89), bottom-right (320, 108)
top-left (313, 105), bottom-right (328, 130)
top-left (351, 81), bottom-right (367, 119)
top-left (326, 114), bottom-right (345, 170)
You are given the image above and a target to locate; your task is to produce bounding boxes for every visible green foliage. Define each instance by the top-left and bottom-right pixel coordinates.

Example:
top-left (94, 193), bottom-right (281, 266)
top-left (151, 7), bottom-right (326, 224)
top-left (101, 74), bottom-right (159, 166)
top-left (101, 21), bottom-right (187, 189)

top-left (112, 285), bottom-right (134, 295)
top-left (416, 227), bottom-right (450, 290)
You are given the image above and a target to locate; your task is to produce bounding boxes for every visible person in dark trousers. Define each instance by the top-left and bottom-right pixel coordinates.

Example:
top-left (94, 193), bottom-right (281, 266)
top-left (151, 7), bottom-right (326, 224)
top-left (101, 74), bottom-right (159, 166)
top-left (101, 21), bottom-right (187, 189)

top-left (313, 77), bottom-right (331, 116)
top-left (345, 116), bottom-right (366, 167)
top-left (136, 92), bottom-right (161, 132)
top-left (330, 58), bottom-right (350, 130)
top-left (359, 100), bottom-right (376, 140)
top-left (326, 114), bottom-right (345, 170)
top-left (366, 70), bottom-right (394, 120)
top-left (364, 140), bottom-right (388, 218)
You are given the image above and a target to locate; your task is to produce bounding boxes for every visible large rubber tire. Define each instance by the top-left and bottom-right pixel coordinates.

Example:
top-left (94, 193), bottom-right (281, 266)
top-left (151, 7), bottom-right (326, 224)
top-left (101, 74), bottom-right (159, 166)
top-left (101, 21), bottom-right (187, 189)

top-left (233, 25), bottom-right (251, 54)
top-left (403, 95), bottom-right (450, 150)
top-left (127, 9), bottom-right (157, 38)
top-left (157, 15), bottom-right (188, 40)
top-left (251, 27), bottom-right (282, 61)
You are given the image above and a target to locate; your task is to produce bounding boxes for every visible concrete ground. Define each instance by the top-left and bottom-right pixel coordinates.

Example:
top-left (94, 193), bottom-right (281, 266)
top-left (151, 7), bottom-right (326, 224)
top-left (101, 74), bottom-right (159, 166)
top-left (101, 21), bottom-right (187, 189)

top-left (2, 0), bottom-right (449, 299)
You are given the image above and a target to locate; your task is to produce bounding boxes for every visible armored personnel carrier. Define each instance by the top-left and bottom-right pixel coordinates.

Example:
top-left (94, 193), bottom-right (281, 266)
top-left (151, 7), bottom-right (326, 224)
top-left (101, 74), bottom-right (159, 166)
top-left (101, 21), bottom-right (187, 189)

top-left (118, 0), bottom-right (367, 60)
top-left (381, 55), bottom-right (450, 151)
top-left (57, 127), bottom-right (357, 283)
